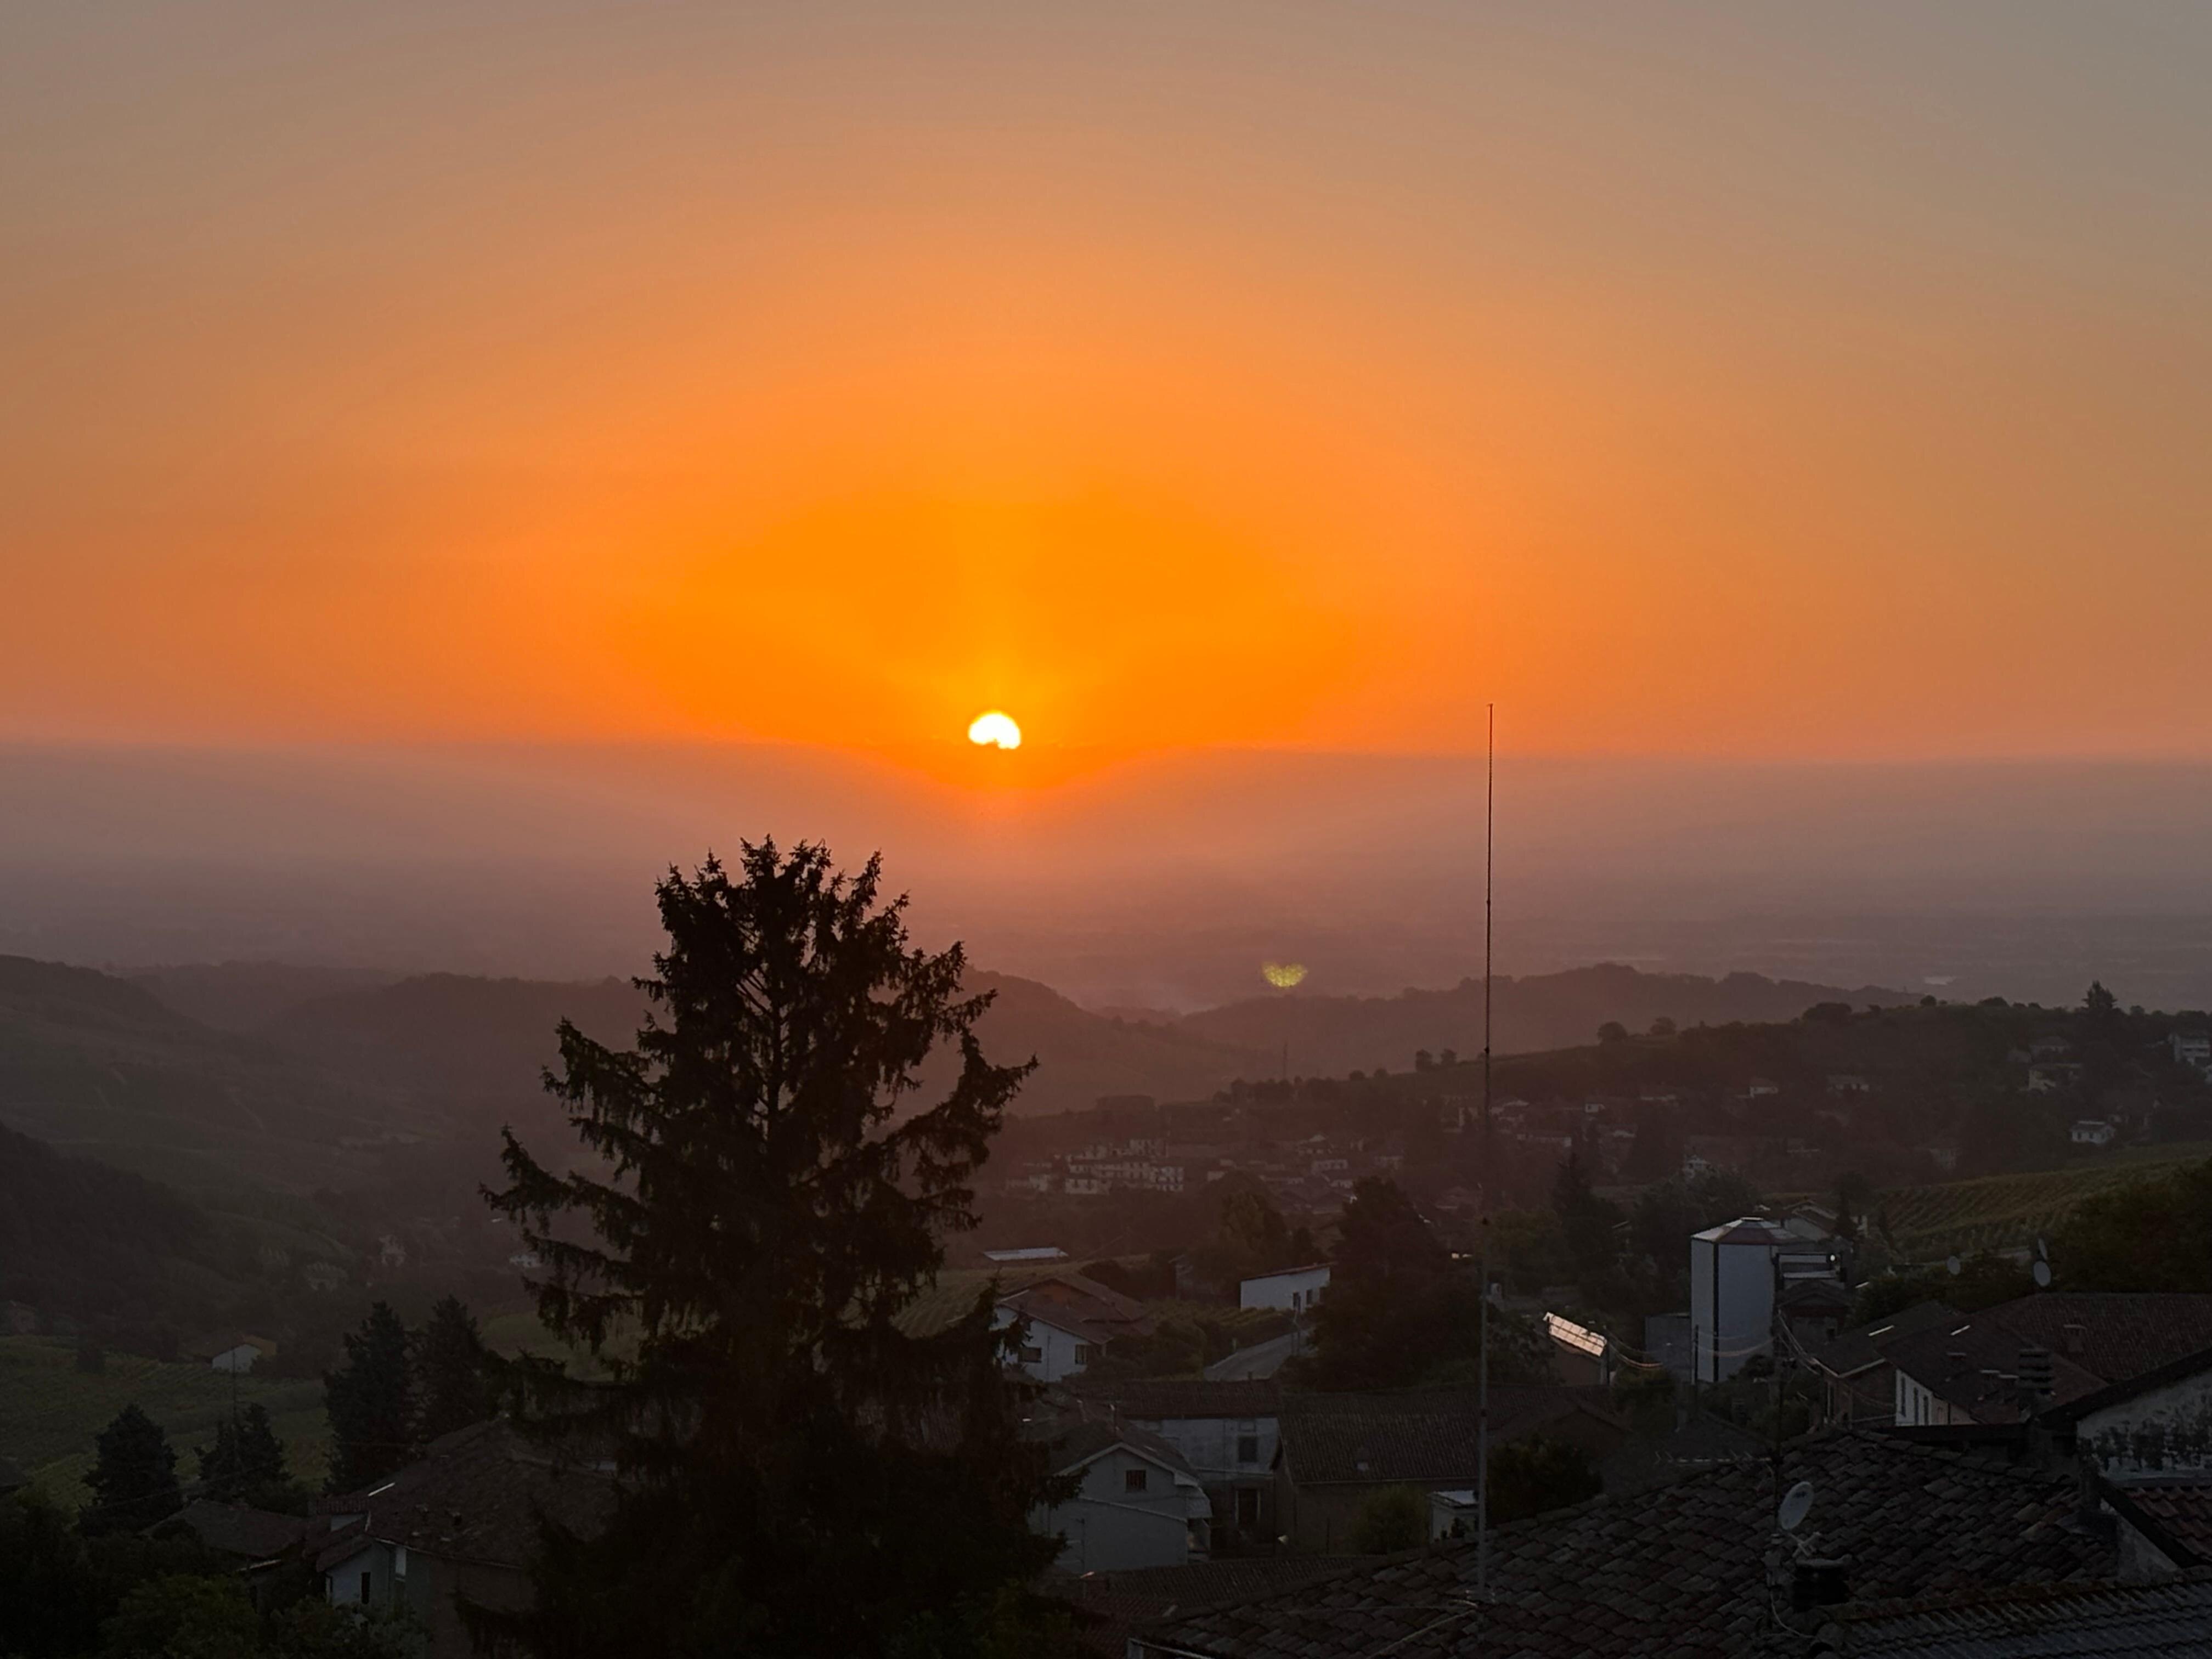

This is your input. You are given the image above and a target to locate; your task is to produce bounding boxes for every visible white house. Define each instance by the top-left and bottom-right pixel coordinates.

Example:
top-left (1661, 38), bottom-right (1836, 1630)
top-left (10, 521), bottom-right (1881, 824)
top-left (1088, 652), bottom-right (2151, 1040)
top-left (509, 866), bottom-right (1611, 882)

top-left (1073, 1379), bottom-right (1283, 1548)
top-left (194, 1335), bottom-right (276, 1374)
top-left (1239, 1263), bottom-right (1331, 1316)
top-left (1029, 1408), bottom-right (1213, 1572)
top-left (993, 1273), bottom-right (1154, 1383)
top-left (2072, 1120), bottom-right (2117, 1148)
top-left (2171, 1032), bottom-right (2212, 1075)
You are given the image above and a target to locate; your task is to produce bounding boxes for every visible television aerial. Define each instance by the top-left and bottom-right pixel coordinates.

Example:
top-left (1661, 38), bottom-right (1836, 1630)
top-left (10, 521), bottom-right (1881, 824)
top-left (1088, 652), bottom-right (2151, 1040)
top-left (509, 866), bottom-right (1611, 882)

top-left (1777, 1481), bottom-right (1815, 1534)
top-left (1946, 1255), bottom-right (1962, 1277)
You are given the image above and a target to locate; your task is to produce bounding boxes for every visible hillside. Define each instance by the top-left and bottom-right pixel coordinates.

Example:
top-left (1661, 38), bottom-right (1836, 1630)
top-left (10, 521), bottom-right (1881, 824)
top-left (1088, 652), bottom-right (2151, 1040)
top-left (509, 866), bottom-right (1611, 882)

top-left (258, 966), bottom-right (1267, 1120)
top-left (1874, 1143), bottom-right (2212, 1263)
top-left (0, 955), bottom-right (432, 1194)
top-left (1178, 962), bottom-right (1918, 1078)
top-left (0, 1335), bottom-right (328, 1509)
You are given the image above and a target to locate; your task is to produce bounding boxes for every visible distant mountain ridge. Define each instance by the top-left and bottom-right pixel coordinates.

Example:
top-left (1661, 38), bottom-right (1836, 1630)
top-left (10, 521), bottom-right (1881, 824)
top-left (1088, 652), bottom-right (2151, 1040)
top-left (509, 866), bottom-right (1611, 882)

top-left (127, 957), bottom-right (1914, 1127)
top-left (1177, 962), bottom-right (1919, 1080)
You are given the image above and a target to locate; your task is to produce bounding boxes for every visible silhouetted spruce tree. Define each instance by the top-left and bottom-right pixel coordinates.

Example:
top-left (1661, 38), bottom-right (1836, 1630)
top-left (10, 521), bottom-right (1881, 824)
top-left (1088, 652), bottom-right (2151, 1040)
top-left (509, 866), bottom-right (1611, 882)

top-left (414, 1296), bottom-right (495, 1443)
top-left (85, 1404), bottom-right (180, 1533)
top-left (324, 1302), bottom-right (415, 1492)
top-left (479, 844), bottom-right (1070, 1657)
top-left (198, 1403), bottom-right (292, 1507)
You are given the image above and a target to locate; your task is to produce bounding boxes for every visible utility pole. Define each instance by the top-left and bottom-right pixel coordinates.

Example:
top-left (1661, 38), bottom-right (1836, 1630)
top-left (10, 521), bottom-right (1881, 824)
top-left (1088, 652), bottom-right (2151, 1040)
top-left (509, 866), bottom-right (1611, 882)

top-left (1477, 702), bottom-right (1495, 1601)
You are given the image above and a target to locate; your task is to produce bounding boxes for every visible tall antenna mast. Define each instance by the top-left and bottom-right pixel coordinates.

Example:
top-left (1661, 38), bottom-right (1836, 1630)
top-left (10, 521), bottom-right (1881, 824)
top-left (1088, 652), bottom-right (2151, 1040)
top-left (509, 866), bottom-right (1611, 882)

top-left (1477, 701), bottom-right (1495, 1601)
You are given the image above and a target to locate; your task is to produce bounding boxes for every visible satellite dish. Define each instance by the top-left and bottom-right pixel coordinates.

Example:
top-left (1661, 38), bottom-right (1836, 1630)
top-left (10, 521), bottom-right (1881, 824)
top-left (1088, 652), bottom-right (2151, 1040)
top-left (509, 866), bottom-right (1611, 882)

top-left (2033, 1259), bottom-right (2053, 1288)
top-left (1777, 1481), bottom-right (1815, 1533)
top-left (1946, 1255), bottom-right (1962, 1277)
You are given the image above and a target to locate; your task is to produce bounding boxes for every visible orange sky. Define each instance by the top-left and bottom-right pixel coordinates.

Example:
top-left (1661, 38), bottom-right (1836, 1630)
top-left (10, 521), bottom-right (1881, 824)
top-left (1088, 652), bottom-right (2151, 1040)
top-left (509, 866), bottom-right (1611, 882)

top-left (4, 4), bottom-right (2210, 762)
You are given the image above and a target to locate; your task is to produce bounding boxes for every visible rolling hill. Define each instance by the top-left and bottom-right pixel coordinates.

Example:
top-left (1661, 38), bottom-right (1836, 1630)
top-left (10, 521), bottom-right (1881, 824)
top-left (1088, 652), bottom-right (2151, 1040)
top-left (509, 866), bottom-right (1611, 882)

top-left (0, 955), bottom-right (432, 1195)
top-left (1177, 962), bottom-right (1918, 1079)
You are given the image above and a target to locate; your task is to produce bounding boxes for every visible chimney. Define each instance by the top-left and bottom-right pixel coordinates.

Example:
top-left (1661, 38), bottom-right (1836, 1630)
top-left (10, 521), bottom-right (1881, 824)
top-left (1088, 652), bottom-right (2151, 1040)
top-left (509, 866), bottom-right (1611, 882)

top-left (2018, 1345), bottom-right (2054, 1407)
top-left (2063, 1323), bottom-right (2087, 1356)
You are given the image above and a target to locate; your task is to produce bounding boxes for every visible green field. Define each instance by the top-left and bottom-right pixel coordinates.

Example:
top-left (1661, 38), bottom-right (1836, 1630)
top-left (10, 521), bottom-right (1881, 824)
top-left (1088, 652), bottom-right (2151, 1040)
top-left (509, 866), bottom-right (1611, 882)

top-left (0, 1337), bottom-right (328, 1511)
top-left (1875, 1141), bottom-right (2212, 1262)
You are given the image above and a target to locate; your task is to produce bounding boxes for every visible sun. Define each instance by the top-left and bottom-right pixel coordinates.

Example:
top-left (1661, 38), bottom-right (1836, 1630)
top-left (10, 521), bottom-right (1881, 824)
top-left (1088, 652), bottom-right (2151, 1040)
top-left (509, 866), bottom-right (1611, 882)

top-left (967, 710), bottom-right (1022, 750)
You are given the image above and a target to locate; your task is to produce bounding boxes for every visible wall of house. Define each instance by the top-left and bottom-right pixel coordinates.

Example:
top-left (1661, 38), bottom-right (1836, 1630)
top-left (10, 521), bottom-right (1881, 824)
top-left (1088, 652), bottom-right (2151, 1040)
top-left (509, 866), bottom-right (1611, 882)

top-left (2079, 1369), bottom-right (2212, 1479)
top-left (992, 1308), bottom-right (1094, 1383)
top-left (1893, 1371), bottom-right (1972, 1427)
top-left (1132, 1413), bottom-right (1279, 1550)
top-left (1034, 1448), bottom-right (1207, 1572)
top-left (1240, 1267), bottom-right (1330, 1313)
top-left (1690, 1236), bottom-right (1774, 1384)
top-left (325, 1540), bottom-right (531, 1658)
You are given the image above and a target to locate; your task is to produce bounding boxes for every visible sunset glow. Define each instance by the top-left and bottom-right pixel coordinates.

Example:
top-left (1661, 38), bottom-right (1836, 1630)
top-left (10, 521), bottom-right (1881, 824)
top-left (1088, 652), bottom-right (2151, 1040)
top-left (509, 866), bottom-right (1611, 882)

top-left (4, 7), bottom-right (2209, 766)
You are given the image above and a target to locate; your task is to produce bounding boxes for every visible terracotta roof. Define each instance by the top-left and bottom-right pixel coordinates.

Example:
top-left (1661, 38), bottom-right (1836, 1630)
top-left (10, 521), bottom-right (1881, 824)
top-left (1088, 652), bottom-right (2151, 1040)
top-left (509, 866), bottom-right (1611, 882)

top-left (1886, 1295), bottom-right (2212, 1423)
top-left (154, 1500), bottom-right (307, 1560)
top-left (315, 1420), bottom-right (616, 1573)
top-left (1066, 1379), bottom-right (1282, 1421)
top-left (1813, 1302), bottom-right (1963, 1380)
top-left (1815, 1571), bottom-right (2212, 1657)
top-left (1135, 1430), bottom-right (2117, 1657)
top-left (1276, 1386), bottom-right (1623, 1486)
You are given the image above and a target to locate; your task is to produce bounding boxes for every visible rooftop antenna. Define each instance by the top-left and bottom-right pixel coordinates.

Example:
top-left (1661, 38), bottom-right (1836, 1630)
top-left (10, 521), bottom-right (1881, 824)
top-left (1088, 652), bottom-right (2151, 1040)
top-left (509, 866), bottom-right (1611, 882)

top-left (1477, 702), bottom-right (1495, 1601)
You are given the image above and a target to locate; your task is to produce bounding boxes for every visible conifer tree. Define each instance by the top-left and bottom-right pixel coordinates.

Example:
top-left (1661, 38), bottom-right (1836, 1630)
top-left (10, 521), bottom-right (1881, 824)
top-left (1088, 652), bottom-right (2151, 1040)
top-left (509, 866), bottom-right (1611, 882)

top-left (85, 1404), bottom-right (180, 1533)
top-left (324, 1302), bottom-right (415, 1492)
top-left (414, 1295), bottom-right (495, 1443)
top-left (481, 844), bottom-right (1068, 1656)
top-left (198, 1403), bottom-right (295, 1509)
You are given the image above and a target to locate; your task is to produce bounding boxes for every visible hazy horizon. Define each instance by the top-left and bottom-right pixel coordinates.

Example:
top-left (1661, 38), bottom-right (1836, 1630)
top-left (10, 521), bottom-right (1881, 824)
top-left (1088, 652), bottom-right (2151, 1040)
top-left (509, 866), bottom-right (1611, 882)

top-left (9, 741), bottom-right (2212, 1012)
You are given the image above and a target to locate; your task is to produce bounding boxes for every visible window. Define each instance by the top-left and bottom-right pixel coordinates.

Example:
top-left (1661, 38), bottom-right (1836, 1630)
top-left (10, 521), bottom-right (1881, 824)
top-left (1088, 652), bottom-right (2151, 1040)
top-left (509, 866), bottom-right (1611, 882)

top-left (1074, 1344), bottom-right (1096, 1365)
top-left (359, 1571), bottom-right (373, 1604)
top-left (1235, 1487), bottom-right (1261, 1528)
top-left (1237, 1435), bottom-right (1260, 1465)
top-left (1124, 1467), bottom-right (1149, 1493)
top-left (1020, 1345), bottom-right (1042, 1364)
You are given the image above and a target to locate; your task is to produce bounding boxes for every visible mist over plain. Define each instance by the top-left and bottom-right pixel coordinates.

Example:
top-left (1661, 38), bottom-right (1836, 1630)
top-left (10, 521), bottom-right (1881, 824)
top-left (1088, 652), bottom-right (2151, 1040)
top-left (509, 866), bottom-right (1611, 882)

top-left (7, 743), bottom-right (2212, 1011)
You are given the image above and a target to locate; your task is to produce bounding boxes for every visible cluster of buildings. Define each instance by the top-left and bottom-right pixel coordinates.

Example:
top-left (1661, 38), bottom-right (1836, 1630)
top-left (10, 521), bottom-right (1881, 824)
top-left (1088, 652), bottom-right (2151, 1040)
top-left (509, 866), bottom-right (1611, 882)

top-left (1003, 1131), bottom-right (1400, 1210)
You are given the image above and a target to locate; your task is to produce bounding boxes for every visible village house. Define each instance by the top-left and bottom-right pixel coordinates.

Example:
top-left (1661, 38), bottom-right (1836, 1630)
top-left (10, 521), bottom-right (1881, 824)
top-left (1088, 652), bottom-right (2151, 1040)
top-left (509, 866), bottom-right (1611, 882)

top-left (1068, 1379), bottom-right (1282, 1550)
top-left (1027, 1402), bottom-right (1214, 1573)
top-left (1886, 1293), bottom-right (2212, 1429)
top-left (315, 1421), bottom-right (616, 1658)
top-left (1237, 1263), bottom-right (1330, 1316)
top-left (187, 1333), bottom-right (277, 1373)
top-left (993, 1271), bottom-right (1154, 1383)
top-left (1808, 1301), bottom-right (1963, 1425)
